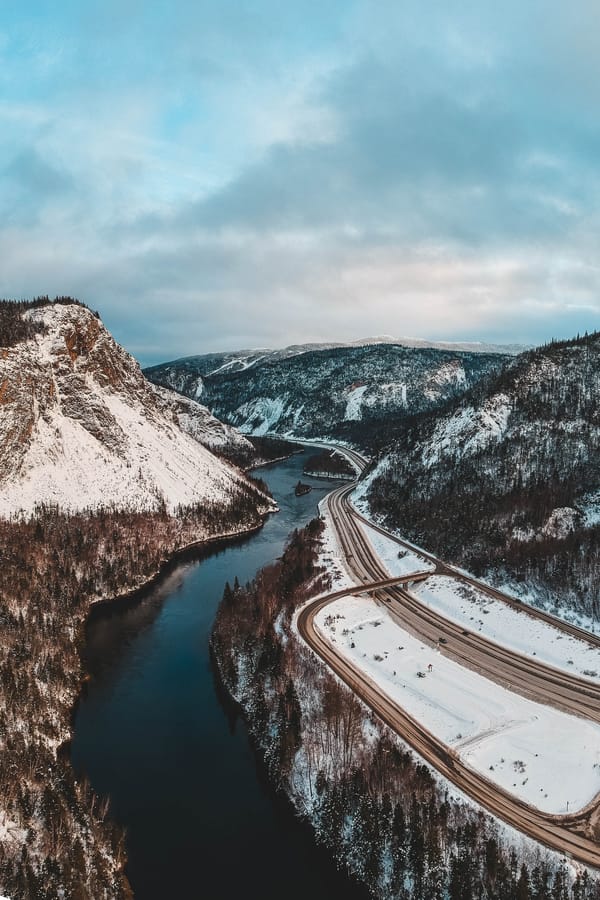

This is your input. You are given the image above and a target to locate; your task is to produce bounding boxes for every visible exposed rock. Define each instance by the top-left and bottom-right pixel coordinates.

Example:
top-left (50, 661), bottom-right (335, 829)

top-left (0, 303), bottom-right (272, 517)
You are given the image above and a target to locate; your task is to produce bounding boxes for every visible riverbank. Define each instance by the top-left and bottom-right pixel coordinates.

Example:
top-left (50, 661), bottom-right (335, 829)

top-left (0, 491), bottom-right (273, 900)
top-left (70, 450), bottom-right (364, 900)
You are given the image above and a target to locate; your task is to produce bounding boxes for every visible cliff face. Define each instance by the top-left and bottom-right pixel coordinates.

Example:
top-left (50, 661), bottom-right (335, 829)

top-left (0, 303), bottom-right (269, 517)
top-left (151, 383), bottom-right (255, 462)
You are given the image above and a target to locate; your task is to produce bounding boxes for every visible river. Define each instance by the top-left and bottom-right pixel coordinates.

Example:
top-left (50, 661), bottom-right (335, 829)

top-left (71, 450), bottom-right (368, 900)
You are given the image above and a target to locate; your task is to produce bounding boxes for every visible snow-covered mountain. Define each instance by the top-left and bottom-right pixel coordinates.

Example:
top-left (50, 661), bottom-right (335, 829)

top-left (358, 331), bottom-right (600, 618)
top-left (146, 343), bottom-right (509, 447)
top-left (0, 301), bottom-right (268, 517)
top-left (151, 384), bottom-right (254, 461)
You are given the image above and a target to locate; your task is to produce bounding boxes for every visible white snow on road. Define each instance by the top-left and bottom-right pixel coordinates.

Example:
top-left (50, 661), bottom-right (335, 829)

top-left (357, 521), bottom-right (435, 577)
top-left (412, 576), bottom-right (600, 685)
top-left (315, 593), bottom-right (600, 814)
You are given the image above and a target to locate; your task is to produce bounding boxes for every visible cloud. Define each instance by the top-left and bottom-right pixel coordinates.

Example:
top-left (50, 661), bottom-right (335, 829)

top-left (1, 1), bottom-right (599, 362)
top-left (1, 147), bottom-right (74, 224)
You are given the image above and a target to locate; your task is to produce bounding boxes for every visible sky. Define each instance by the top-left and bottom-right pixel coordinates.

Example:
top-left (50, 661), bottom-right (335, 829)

top-left (1, 1), bottom-right (599, 364)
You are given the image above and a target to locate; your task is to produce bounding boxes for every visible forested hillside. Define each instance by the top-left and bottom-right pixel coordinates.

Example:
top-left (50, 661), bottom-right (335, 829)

top-left (360, 332), bottom-right (600, 619)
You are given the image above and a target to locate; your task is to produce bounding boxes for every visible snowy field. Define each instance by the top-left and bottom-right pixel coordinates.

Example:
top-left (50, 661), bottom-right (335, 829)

top-left (315, 594), bottom-right (600, 814)
top-left (412, 576), bottom-right (600, 685)
top-left (358, 521), bottom-right (435, 577)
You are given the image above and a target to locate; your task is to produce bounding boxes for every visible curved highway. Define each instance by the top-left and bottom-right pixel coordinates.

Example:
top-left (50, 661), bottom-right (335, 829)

top-left (328, 482), bottom-right (600, 724)
top-left (297, 446), bottom-right (600, 867)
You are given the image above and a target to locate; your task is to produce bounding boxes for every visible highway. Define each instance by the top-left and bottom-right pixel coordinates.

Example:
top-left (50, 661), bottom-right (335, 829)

top-left (297, 445), bottom-right (600, 867)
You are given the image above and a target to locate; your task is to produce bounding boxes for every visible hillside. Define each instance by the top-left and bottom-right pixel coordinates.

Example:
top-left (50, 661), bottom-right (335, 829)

top-left (146, 343), bottom-right (510, 449)
top-left (357, 332), bottom-right (600, 619)
top-left (0, 299), bottom-right (276, 898)
top-left (0, 301), bottom-right (268, 517)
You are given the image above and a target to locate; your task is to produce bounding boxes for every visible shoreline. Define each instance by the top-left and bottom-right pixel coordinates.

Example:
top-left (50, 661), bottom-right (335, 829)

top-left (65, 441), bottom-right (331, 896)
top-left (246, 448), bottom-right (305, 472)
top-left (88, 513), bottom-right (271, 615)
top-left (63, 505), bottom-right (275, 895)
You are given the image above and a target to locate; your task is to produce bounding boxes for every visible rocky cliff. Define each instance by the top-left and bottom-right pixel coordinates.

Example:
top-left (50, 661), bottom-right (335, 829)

top-left (0, 301), bottom-right (269, 517)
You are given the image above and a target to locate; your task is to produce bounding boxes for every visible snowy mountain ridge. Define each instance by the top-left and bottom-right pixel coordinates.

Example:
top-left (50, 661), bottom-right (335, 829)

top-left (0, 303), bottom-right (268, 517)
top-left (147, 342), bottom-right (510, 447)
top-left (153, 334), bottom-right (524, 379)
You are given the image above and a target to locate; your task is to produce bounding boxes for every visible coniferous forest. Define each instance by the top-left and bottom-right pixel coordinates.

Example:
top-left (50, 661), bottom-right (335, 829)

top-left (0, 488), bottom-right (268, 899)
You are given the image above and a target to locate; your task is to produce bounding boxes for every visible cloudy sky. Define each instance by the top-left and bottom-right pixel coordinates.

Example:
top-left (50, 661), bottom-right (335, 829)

top-left (1, 1), bottom-right (599, 363)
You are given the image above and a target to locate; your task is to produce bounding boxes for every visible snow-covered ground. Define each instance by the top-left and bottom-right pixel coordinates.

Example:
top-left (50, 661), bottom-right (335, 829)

top-left (412, 576), bottom-right (600, 684)
top-left (315, 593), bottom-right (600, 814)
top-left (357, 521), bottom-right (435, 577)
top-left (317, 497), bottom-right (356, 591)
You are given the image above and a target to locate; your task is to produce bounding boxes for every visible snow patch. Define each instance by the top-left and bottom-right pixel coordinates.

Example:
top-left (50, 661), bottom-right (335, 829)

top-left (580, 491), bottom-right (600, 527)
top-left (233, 396), bottom-right (289, 435)
top-left (357, 521), bottom-right (435, 577)
top-left (423, 394), bottom-right (511, 467)
top-left (542, 507), bottom-right (581, 539)
top-left (344, 385), bottom-right (368, 421)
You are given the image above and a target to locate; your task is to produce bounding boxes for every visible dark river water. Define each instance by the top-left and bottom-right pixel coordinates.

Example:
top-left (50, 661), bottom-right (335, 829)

top-left (71, 451), bottom-right (368, 900)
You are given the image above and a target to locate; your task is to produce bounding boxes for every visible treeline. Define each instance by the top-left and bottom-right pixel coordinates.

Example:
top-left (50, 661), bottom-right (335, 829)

top-left (223, 435), bottom-right (304, 470)
top-left (249, 435), bottom-right (304, 464)
top-left (0, 297), bottom-right (96, 349)
top-left (0, 486), bottom-right (270, 899)
top-left (303, 449), bottom-right (355, 478)
top-left (211, 522), bottom-right (599, 900)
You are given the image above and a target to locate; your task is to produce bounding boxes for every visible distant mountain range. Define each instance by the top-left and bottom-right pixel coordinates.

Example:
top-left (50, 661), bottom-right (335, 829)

top-left (147, 335), bottom-right (525, 382)
top-left (146, 341), bottom-right (510, 447)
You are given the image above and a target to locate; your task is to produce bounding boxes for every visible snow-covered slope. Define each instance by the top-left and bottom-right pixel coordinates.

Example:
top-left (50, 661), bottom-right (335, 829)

top-left (152, 384), bottom-right (254, 460)
top-left (362, 331), bottom-right (600, 618)
top-left (0, 303), bottom-right (269, 517)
